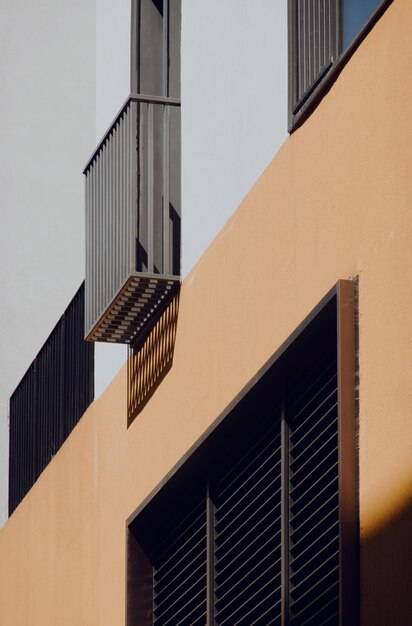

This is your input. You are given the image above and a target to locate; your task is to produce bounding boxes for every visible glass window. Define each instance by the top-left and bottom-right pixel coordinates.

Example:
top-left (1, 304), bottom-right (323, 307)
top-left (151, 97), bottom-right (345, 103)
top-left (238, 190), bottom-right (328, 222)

top-left (343, 0), bottom-right (383, 49)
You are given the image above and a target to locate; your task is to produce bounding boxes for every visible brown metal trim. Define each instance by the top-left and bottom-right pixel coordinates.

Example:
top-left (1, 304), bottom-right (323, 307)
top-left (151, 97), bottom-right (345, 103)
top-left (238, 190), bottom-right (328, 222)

top-left (126, 528), bottom-right (153, 626)
top-left (337, 279), bottom-right (359, 626)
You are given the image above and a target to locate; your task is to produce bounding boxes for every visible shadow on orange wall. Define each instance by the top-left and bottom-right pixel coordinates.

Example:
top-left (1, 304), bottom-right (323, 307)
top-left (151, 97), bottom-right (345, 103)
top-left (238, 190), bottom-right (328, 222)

top-left (362, 494), bottom-right (412, 624)
top-left (127, 290), bottom-right (180, 426)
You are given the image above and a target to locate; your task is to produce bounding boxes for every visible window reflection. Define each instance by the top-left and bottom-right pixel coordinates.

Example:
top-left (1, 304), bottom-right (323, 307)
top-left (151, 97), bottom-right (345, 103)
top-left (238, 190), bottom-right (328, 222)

top-left (343, 0), bottom-right (383, 49)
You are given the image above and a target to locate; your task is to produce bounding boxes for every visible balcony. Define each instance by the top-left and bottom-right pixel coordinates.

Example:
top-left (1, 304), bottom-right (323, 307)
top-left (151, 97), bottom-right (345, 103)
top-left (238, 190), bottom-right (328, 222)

top-left (84, 93), bottom-right (181, 344)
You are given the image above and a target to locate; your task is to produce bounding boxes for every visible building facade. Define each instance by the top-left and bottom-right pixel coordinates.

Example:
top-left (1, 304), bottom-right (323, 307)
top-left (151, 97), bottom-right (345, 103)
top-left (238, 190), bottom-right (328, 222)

top-left (1, 0), bottom-right (412, 624)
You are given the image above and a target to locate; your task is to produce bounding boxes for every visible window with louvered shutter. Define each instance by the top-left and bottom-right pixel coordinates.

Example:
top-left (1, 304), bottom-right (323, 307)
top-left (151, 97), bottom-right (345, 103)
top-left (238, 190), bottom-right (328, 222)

top-left (127, 280), bottom-right (358, 626)
top-left (289, 0), bottom-right (393, 129)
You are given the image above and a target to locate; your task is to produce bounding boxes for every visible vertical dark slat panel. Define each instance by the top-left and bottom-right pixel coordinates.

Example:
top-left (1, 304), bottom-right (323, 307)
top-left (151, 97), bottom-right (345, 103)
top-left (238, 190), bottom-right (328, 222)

top-left (9, 365), bottom-right (37, 515)
top-left (291, 0), bottom-right (340, 116)
top-left (59, 312), bottom-right (65, 445)
top-left (8, 284), bottom-right (94, 515)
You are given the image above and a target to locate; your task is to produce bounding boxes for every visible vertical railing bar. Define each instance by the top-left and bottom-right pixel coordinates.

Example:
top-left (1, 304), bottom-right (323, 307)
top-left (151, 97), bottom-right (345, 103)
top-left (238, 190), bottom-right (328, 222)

top-left (97, 151), bottom-right (102, 326)
top-left (115, 122), bottom-right (119, 295)
top-left (136, 101), bottom-right (139, 273)
top-left (90, 163), bottom-right (94, 332)
top-left (108, 124), bottom-right (117, 302)
top-left (148, 102), bottom-right (154, 273)
top-left (85, 172), bottom-right (89, 333)
top-left (163, 105), bottom-right (170, 274)
top-left (104, 141), bottom-right (108, 318)
top-left (108, 134), bottom-right (112, 305)
top-left (119, 113), bottom-right (123, 285)
top-left (125, 105), bottom-right (130, 278)
top-left (89, 168), bottom-right (93, 333)
top-left (118, 115), bottom-right (122, 286)
top-left (130, 102), bottom-right (133, 275)
top-left (281, 391), bottom-right (290, 626)
top-left (132, 100), bottom-right (138, 274)
top-left (116, 119), bottom-right (120, 291)
top-left (113, 121), bottom-right (117, 301)
top-left (126, 105), bottom-right (130, 276)
top-left (107, 137), bottom-right (110, 309)
top-left (97, 153), bottom-right (101, 327)
top-left (95, 158), bottom-right (99, 331)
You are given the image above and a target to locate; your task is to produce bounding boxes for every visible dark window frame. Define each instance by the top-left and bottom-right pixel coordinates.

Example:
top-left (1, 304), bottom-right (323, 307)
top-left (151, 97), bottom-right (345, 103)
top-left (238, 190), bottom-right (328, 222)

top-left (126, 279), bottom-right (359, 625)
top-left (288, 0), bottom-right (394, 131)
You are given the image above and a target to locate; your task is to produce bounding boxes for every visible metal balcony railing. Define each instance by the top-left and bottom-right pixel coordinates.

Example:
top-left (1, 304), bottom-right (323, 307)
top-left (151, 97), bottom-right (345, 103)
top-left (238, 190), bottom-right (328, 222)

top-left (84, 93), bottom-right (181, 344)
top-left (9, 283), bottom-right (94, 515)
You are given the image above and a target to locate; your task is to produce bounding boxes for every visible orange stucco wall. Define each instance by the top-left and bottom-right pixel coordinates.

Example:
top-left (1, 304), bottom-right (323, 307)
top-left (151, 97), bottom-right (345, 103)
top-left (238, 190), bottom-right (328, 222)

top-left (1, 0), bottom-right (412, 623)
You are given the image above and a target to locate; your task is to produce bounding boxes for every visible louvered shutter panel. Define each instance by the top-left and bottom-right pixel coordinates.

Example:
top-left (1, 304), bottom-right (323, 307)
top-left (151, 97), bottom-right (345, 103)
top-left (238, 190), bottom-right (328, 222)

top-left (152, 489), bottom-right (208, 626)
top-left (127, 283), bottom-right (357, 626)
top-left (288, 351), bottom-right (340, 626)
top-left (213, 408), bottom-right (283, 626)
top-left (290, 0), bottom-right (341, 119)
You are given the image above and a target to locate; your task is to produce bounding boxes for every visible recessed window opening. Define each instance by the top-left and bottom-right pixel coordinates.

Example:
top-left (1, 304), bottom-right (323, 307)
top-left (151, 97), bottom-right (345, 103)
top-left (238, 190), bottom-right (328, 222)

top-left (126, 281), bottom-right (358, 626)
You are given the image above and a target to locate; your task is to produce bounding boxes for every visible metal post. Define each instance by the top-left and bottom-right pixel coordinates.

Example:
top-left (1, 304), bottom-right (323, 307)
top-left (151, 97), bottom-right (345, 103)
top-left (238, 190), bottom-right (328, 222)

top-left (147, 102), bottom-right (154, 272)
top-left (163, 105), bottom-right (170, 274)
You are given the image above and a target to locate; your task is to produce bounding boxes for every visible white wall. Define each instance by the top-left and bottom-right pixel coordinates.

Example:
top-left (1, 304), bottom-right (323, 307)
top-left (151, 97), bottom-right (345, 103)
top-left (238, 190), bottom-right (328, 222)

top-left (0, 0), bottom-right (97, 525)
top-left (96, 0), bottom-right (131, 138)
top-left (181, 0), bottom-right (288, 276)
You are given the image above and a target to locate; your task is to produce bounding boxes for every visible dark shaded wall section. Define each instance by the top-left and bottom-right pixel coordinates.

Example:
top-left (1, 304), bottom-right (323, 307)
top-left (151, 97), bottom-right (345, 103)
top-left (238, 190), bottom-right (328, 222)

top-left (362, 496), bottom-right (412, 625)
